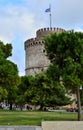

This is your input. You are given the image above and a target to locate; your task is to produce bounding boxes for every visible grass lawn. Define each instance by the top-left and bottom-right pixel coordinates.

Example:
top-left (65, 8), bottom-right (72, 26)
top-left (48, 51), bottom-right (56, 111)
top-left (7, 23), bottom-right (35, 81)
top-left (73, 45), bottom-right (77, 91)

top-left (0, 110), bottom-right (82, 126)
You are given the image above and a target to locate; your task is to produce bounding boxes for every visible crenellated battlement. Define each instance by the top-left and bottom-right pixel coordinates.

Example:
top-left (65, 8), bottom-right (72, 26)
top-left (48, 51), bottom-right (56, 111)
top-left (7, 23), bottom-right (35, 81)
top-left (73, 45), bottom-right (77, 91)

top-left (37, 27), bottom-right (65, 32)
top-left (24, 37), bottom-right (44, 50)
top-left (25, 27), bottom-right (65, 50)
top-left (25, 37), bottom-right (43, 43)
top-left (36, 27), bottom-right (65, 38)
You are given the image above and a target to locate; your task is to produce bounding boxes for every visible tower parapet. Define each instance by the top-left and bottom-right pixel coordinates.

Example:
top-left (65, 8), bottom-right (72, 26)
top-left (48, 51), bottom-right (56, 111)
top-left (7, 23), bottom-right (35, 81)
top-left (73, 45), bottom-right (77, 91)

top-left (24, 37), bottom-right (44, 50)
top-left (36, 27), bottom-right (65, 38)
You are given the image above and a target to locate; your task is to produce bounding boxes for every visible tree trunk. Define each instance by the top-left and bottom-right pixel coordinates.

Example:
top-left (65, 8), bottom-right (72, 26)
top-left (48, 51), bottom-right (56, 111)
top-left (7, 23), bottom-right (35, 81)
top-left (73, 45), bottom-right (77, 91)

top-left (20, 105), bottom-right (23, 111)
top-left (39, 104), bottom-right (44, 111)
top-left (77, 88), bottom-right (82, 121)
top-left (10, 103), bottom-right (13, 110)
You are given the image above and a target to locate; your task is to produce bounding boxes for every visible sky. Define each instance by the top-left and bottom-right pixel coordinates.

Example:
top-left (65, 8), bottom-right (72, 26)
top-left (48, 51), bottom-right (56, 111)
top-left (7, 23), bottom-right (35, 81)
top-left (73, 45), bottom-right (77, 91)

top-left (0, 0), bottom-right (83, 76)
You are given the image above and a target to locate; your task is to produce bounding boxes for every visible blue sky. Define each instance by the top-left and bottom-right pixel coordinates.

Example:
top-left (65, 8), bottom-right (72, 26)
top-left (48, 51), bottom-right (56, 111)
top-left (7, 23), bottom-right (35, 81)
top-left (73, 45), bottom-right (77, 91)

top-left (0, 0), bottom-right (83, 76)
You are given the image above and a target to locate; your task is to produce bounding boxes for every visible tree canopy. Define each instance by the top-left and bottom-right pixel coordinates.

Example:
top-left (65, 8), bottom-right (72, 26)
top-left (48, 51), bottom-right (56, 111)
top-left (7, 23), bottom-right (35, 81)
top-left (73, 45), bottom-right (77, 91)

top-left (0, 40), bottom-right (20, 109)
top-left (44, 31), bottom-right (83, 120)
top-left (24, 73), bottom-right (71, 110)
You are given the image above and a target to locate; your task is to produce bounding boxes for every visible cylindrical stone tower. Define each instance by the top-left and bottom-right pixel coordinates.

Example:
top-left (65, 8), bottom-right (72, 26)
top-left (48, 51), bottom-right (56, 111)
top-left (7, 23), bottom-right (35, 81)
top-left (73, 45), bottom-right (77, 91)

top-left (24, 27), bottom-right (65, 75)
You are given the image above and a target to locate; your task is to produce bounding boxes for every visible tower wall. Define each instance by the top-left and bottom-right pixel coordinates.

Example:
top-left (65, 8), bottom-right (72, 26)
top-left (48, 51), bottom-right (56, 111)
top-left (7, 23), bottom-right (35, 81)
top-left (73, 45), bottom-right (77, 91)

top-left (24, 27), bottom-right (65, 76)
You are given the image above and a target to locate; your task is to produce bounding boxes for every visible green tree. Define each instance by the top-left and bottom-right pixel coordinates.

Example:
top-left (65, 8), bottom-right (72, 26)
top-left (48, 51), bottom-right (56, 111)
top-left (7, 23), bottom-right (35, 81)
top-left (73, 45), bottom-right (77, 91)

top-left (0, 87), bottom-right (8, 102)
top-left (29, 73), bottom-right (51, 110)
top-left (17, 76), bottom-right (34, 110)
top-left (44, 31), bottom-right (83, 120)
top-left (25, 73), bottom-right (70, 110)
top-left (46, 65), bottom-right (71, 107)
top-left (0, 41), bottom-right (20, 109)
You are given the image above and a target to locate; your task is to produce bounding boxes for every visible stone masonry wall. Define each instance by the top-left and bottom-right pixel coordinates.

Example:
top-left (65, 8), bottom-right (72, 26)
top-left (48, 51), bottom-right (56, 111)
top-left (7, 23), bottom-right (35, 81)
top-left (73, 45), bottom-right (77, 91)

top-left (24, 27), bottom-right (65, 76)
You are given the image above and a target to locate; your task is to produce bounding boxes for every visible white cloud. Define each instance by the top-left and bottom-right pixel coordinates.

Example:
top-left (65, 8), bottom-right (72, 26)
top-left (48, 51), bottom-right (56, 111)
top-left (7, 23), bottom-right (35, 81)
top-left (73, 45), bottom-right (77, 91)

top-left (54, 0), bottom-right (83, 28)
top-left (0, 5), bottom-right (36, 42)
top-left (0, 3), bottom-right (46, 42)
top-left (0, 4), bottom-right (38, 75)
top-left (0, 3), bottom-right (46, 75)
top-left (75, 28), bottom-right (83, 32)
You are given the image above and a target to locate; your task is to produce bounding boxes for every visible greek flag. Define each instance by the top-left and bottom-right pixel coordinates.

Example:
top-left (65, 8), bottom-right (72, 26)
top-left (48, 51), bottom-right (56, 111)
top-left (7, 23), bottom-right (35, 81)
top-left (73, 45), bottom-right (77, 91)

top-left (45, 8), bottom-right (50, 12)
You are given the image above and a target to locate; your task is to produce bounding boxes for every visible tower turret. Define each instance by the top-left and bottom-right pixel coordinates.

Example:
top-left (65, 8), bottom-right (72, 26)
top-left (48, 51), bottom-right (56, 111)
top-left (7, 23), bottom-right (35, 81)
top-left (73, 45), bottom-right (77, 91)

top-left (24, 27), bottom-right (65, 75)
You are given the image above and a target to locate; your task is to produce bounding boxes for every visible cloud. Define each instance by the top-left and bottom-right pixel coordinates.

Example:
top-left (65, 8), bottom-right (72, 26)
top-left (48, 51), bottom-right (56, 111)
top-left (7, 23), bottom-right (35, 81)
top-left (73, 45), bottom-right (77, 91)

top-left (0, 3), bottom-right (46, 75)
top-left (23, 0), bottom-right (83, 30)
top-left (75, 27), bottom-right (83, 32)
top-left (0, 5), bottom-right (35, 42)
top-left (53, 0), bottom-right (83, 28)
top-left (0, 3), bottom-right (47, 41)
top-left (0, 4), bottom-right (37, 75)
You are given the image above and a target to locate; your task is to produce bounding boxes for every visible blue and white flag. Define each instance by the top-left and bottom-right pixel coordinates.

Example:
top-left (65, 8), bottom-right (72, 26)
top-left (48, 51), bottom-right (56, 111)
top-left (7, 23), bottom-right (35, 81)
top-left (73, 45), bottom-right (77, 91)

top-left (45, 8), bottom-right (50, 12)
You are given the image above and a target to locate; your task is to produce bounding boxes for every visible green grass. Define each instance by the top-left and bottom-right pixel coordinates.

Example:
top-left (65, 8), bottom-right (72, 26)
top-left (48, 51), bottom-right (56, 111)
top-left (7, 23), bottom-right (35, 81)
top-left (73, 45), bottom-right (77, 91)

top-left (0, 110), bottom-right (82, 126)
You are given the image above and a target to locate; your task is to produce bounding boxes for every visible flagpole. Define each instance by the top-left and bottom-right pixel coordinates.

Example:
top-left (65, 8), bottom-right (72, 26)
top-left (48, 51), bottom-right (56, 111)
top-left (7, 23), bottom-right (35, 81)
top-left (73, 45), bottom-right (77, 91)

top-left (49, 4), bottom-right (52, 28)
top-left (45, 4), bottom-right (52, 28)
